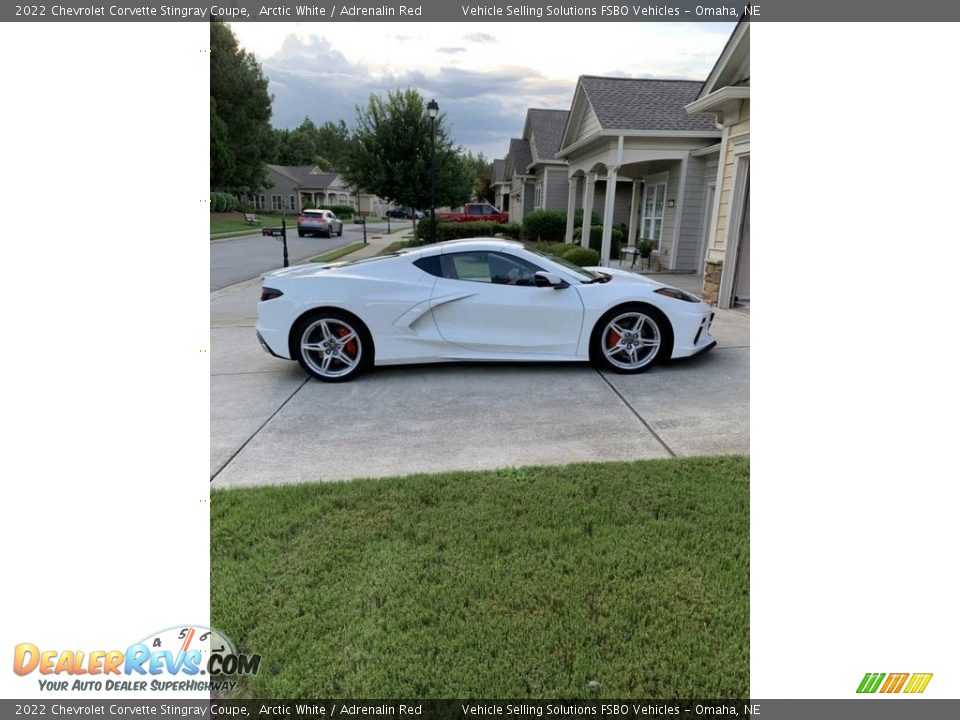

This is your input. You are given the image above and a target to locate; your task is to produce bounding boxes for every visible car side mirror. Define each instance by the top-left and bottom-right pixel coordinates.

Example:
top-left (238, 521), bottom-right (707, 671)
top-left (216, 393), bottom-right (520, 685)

top-left (534, 271), bottom-right (569, 289)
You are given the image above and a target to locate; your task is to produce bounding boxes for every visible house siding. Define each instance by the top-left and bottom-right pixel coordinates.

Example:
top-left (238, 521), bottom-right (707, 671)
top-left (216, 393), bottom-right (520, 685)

top-left (575, 104), bottom-right (601, 143)
top-left (673, 156), bottom-right (711, 271)
top-left (713, 99), bottom-right (750, 253)
top-left (543, 168), bottom-right (570, 212)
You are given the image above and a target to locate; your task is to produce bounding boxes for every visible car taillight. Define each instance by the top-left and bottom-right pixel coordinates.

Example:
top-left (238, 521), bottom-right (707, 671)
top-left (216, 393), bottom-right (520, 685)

top-left (296, 215), bottom-right (305, 223)
top-left (260, 287), bottom-right (283, 301)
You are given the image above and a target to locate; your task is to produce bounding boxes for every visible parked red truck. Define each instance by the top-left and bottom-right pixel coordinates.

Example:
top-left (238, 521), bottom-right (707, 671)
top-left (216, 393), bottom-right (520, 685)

top-left (436, 203), bottom-right (509, 223)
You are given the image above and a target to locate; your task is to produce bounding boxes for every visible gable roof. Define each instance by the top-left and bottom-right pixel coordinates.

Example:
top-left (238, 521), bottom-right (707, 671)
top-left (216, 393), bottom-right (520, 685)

top-left (577, 77), bottom-right (718, 133)
top-left (524, 109), bottom-right (570, 163)
top-left (697, 18), bottom-right (749, 100)
top-left (266, 164), bottom-right (342, 189)
top-left (492, 158), bottom-right (507, 184)
top-left (506, 138), bottom-right (532, 177)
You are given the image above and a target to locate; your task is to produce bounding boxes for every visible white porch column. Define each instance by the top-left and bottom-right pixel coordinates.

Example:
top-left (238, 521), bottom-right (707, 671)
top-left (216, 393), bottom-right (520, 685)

top-left (580, 172), bottom-right (597, 248)
top-left (600, 165), bottom-right (620, 266)
top-left (564, 176), bottom-right (578, 243)
top-left (627, 181), bottom-right (641, 246)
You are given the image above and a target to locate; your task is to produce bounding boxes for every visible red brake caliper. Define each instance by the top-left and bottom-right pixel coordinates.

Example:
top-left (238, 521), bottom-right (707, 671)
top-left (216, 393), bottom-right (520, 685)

top-left (607, 330), bottom-right (621, 349)
top-left (337, 326), bottom-right (357, 357)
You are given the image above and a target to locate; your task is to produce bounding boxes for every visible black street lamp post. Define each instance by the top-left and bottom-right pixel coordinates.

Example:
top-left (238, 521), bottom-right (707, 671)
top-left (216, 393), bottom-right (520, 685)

top-left (427, 99), bottom-right (439, 244)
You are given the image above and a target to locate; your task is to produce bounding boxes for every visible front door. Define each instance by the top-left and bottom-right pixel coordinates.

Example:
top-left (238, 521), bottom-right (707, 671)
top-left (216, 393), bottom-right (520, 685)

top-left (430, 250), bottom-right (584, 356)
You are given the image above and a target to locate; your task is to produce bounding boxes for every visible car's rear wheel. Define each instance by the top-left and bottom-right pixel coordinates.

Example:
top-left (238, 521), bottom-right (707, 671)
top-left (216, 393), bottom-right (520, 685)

top-left (592, 305), bottom-right (671, 374)
top-left (298, 230), bottom-right (305, 237)
top-left (294, 311), bottom-right (370, 382)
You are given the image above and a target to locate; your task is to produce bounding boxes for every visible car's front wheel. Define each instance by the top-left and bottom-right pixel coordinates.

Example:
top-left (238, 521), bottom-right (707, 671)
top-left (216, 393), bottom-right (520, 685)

top-left (592, 305), bottom-right (671, 374)
top-left (294, 312), bottom-right (370, 382)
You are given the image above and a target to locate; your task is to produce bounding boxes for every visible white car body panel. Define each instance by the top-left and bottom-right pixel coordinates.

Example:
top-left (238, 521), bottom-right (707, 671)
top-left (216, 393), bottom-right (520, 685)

top-left (256, 239), bottom-right (716, 369)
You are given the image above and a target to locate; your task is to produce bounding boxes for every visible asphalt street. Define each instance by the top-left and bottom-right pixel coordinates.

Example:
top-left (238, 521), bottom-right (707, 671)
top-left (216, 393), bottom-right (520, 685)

top-left (210, 219), bottom-right (403, 290)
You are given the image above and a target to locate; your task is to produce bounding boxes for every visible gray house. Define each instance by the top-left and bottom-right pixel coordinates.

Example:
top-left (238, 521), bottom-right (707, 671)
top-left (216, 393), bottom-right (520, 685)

top-left (254, 165), bottom-right (356, 213)
top-left (522, 108), bottom-right (571, 213)
top-left (505, 138), bottom-right (534, 224)
top-left (491, 158), bottom-right (509, 213)
top-left (557, 76), bottom-right (722, 269)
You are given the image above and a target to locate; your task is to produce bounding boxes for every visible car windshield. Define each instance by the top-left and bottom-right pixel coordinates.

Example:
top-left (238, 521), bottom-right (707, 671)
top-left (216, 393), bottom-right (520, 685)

top-left (527, 248), bottom-right (601, 282)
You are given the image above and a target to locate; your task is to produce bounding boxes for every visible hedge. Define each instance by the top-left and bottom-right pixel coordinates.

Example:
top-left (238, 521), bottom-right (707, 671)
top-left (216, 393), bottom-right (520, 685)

top-left (316, 204), bottom-right (354, 218)
top-left (522, 210), bottom-right (566, 242)
top-left (415, 220), bottom-right (515, 243)
top-left (210, 192), bottom-right (239, 213)
top-left (562, 247), bottom-right (600, 267)
top-left (573, 225), bottom-right (623, 260)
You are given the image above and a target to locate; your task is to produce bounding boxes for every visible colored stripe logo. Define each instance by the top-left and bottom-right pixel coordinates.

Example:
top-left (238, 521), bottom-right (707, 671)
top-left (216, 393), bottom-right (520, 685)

top-left (857, 672), bottom-right (932, 694)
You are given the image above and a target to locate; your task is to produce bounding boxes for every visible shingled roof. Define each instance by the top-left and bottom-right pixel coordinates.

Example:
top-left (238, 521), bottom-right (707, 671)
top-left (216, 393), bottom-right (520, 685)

top-left (578, 77), bottom-right (718, 133)
top-left (267, 165), bottom-right (341, 188)
top-left (507, 138), bottom-right (533, 177)
top-left (492, 158), bottom-right (507, 184)
top-left (526, 109), bottom-right (570, 162)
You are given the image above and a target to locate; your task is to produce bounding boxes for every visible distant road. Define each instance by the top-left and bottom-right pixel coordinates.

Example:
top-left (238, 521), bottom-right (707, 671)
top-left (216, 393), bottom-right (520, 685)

top-left (210, 220), bottom-right (392, 291)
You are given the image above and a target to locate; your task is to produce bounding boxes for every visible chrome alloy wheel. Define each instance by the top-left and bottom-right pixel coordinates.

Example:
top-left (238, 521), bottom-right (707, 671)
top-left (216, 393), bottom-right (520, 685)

top-left (602, 312), bottom-right (661, 370)
top-left (299, 318), bottom-right (362, 379)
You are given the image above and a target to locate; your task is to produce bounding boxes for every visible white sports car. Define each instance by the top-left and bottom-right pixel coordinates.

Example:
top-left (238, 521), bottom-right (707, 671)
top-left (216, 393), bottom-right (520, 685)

top-left (256, 239), bottom-right (716, 382)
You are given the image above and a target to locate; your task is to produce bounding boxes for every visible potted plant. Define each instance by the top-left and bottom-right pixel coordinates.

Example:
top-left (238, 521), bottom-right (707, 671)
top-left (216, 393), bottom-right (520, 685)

top-left (638, 240), bottom-right (654, 269)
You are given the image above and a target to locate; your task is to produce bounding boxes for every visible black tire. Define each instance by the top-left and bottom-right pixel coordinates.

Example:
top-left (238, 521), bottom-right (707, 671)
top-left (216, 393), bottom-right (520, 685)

top-left (292, 310), bottom-right (373, 383)
top-left (591, 303), bottom-right (673, 374)
top-left (337, 227), bottom-right (343, 236)
top-left (298, 230), bottom-right (305, 237)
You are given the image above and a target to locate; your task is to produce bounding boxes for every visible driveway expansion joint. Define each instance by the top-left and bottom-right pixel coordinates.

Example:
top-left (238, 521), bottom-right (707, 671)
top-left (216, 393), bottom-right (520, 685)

top-left (594, 368), bottom-right (677, 458)
top-left (210, 375), bottom-right (311, 482)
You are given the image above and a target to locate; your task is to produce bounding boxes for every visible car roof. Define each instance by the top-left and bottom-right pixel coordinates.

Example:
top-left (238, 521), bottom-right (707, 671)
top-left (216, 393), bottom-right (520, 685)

top-left (303, 208), bottom-right (331, 214)
top-left (417, 238), bottom-right (524, 255)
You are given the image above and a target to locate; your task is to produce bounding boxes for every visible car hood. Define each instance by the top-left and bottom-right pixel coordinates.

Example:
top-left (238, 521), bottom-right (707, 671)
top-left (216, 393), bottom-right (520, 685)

top-left (584, 266), bottom-right (705, 300)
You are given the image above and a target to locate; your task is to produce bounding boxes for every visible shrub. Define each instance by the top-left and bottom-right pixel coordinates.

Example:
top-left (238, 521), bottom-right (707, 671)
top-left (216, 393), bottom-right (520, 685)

top-left (496, 223), bottom-right (523, 240)
top-left (415, 220), bottom-right (506, 242)
top-left (573, 208), bottom-right (600, 229)
top-left (574, 225), bottom-right (623, 260)
top-left (522, 210), bottom-right (566, 242)
top-left (317, 204), bottom-right (354, 218)
top-left (537, 242), bottom-right (572, 258)
top-left (562, 247), bottom-right (600, 267)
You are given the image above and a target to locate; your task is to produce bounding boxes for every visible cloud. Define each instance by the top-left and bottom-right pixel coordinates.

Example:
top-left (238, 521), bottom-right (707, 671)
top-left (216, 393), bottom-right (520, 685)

top-left (437, 47), bottom-right (467, 54)
top-left (463, 32), bottom-right (496, 43)
top-left (261, 35), bottom-right (574, 159)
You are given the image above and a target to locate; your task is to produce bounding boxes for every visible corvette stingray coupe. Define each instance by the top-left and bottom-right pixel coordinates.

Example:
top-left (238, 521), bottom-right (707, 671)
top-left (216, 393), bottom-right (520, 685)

top-left (256, 239), bottom-right (716, 382)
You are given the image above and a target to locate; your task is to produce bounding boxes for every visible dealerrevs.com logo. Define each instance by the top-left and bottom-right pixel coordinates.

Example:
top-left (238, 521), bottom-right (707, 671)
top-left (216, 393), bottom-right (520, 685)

top-left (857, 672), bottom-right (933, 694)
top-left (13, 625), bottom-right (260, 693)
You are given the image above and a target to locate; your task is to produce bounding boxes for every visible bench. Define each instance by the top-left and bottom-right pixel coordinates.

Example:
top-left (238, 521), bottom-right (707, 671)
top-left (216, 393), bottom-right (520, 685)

top-left (244, 213), bottom-right (261, 225)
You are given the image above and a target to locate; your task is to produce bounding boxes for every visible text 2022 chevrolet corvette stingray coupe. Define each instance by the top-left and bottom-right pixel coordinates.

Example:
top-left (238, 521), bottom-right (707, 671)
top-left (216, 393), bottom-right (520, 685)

top-left (256, 239), bottom-right (716, 382)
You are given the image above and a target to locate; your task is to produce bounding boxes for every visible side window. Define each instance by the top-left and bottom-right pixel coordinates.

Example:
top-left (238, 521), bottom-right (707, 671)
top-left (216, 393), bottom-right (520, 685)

top-left (413, 255), bottom-right (442, 277)
top-left (468, 205), bottom-right (482, 215)
top-left (481, 205), bottom-right (493, 215)
top-left (441, 252), bottom-right (542, 286)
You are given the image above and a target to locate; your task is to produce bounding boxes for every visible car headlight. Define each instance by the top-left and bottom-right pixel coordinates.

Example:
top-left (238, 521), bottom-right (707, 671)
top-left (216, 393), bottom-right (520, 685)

top-left (654, 287), bottom-right (700, 303)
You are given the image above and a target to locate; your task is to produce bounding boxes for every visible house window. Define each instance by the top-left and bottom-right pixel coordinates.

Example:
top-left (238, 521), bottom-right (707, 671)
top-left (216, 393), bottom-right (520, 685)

top-left (289, 195), bottom-right (296, 211)
top-left (271, 195), bottom-right (283, 211)
top-left (534, 184), bottom-right (542, 209)
top-left (640, 182), bottom-right (666, 247)
top-left (255, 195), bottom-right (266, 211)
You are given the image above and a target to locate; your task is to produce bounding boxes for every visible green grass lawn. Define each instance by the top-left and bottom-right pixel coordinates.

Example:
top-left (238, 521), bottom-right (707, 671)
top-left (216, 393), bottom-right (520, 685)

top-left (309, 242), bottom-right (366, 263)
top-left (211, 456), bottom-right (749, 699)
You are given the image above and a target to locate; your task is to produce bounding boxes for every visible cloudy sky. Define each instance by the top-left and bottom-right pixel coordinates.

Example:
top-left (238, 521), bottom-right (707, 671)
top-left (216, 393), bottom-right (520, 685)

top-left (230, 22), bottom-right (735, 160)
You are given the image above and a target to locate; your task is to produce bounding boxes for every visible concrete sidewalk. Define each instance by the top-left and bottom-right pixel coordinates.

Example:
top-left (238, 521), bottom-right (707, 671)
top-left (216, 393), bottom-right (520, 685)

top-left (210, 239), bottom-right (749, 488)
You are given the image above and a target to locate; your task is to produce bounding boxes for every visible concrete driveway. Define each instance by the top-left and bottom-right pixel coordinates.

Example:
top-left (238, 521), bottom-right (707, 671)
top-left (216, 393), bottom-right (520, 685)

top-left (210, 279), bottom-right (749, 488)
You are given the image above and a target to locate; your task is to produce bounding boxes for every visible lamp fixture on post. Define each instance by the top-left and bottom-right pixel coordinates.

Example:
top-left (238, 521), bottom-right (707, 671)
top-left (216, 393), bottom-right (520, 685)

top-left (427, 99), bottom-right (439, 244)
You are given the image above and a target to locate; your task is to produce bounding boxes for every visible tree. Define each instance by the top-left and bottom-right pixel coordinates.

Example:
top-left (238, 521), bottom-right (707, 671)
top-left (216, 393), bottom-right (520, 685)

top-left (210, 19), bottom-right (275, 193)
top-left (343, 89), bottom-right (474, 211)
top-left (462, 150), bottom-right (494, 203)
top-left (273, 118), bottom-right (352, 171)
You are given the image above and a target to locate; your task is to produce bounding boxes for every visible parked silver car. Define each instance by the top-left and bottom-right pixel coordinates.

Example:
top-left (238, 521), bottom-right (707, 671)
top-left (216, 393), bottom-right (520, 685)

top-left (297, 209), bottom-right (343, 238)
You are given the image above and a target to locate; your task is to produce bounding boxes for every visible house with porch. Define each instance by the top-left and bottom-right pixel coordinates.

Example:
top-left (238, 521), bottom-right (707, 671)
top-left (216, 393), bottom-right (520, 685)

top-left (247, 164), bottom-right (356, 213)
top-left (557, 76), bottom-right (722, 274)
top-left (686, 18), bottom-right (750, 308)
